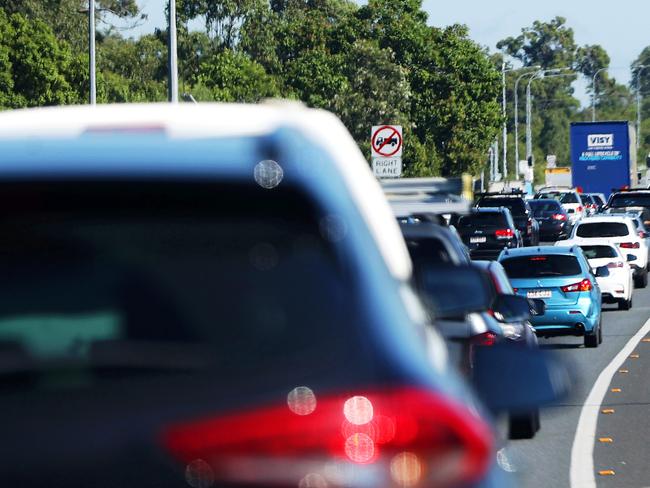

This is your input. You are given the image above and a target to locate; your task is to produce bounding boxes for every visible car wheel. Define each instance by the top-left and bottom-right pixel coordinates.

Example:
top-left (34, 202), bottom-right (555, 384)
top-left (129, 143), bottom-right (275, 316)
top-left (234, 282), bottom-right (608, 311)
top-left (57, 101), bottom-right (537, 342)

top-left (619, 298), bottom-right (631, 311)
top-left (635, 271), bottom-right (648, 289)
top-left (598, 320), bottom-right (603, 344)
top-left (585, 327), bottom-right (599, 348)
top-left (509, 410), bottom-right (540, 440)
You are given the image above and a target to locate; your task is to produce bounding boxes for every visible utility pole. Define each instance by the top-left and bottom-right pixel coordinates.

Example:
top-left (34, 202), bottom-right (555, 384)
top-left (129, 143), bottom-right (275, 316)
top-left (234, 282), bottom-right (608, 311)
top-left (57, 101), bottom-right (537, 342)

top-left (89, 0), bottom-right (96, 105)
top-left (502, 62), bottom-right (508, 179)
top-left (168, 0), bottom-right (179, 103)
top-left (513, 67), bottom-right (540, 179)
top-left (591, 68), bottom-right (607, 122)
top-left (636, 65), bottom-right (648, 150)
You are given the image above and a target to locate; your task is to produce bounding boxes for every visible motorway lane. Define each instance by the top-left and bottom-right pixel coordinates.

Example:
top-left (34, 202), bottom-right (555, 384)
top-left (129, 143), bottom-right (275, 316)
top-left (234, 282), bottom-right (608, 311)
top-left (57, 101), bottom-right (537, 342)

top-left (505, 283), bottom-right (650, 487)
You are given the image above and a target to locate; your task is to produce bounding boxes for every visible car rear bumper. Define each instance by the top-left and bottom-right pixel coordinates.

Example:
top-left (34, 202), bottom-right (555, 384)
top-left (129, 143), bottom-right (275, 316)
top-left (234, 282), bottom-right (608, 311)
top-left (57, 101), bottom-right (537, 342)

top-left (530, 307), bottom-right (599, 335)
top-left (538, 223), bottom-right (568, 240)
top-left (470, 248), bottom-right (506, 260)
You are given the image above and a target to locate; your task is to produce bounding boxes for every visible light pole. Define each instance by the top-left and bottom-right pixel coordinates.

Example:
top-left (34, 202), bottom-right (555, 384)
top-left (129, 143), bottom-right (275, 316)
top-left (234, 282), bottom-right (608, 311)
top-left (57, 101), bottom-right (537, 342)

top-left (168, 0), bottom-right (179, 103)
top-left (636, 65), bottom-right (649, 150)
top-left (526, 68), bottom-right (570, 163)
top-left (591, 67), bottom-right (607, 122)
top-left (513, 66), bottom-right (540, 179)
top-left (88, 1), bottom-right (96, 105)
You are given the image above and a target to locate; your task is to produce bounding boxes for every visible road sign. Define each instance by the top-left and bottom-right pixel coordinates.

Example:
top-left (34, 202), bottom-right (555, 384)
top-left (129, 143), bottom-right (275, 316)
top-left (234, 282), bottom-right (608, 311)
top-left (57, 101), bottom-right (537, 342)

top-left (371, 125), bottom-right (402, 158)
top-left (372, 157), bottom-right (402, 178)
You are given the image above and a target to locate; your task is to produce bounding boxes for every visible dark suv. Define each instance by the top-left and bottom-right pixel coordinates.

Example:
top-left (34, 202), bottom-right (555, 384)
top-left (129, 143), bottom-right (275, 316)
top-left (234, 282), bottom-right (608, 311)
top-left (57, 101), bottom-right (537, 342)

top-left (476, 192), bottom-right (540, 246)
top-left (605, 189), bottom-right (650, 227)
top-left (455, 207), bottom-right (522, 260)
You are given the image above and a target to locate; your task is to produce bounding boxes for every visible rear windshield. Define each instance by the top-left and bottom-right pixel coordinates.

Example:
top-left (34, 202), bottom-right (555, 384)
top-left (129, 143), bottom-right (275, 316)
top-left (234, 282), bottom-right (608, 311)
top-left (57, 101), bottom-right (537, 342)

top-left (576, 222), bottom-right (629, 238)
top-left (580, 246), bottom-right (618, 259)
top-left (0, 182), bottom-right (359, 389)
top-left (501, 255), bottom-right (582, 278)
top-left (609, 193), bottom-right (650, 208)
top-left (477, 198), bottom-right (526, 216)
top-left (457, 212), bottom-right (507, 228)
top-left (537, 191), bottom-right (578, 204)
top-left (406, 237), bottom-right (453, 264)
top-left (529, 200), bottom-right (561, 215)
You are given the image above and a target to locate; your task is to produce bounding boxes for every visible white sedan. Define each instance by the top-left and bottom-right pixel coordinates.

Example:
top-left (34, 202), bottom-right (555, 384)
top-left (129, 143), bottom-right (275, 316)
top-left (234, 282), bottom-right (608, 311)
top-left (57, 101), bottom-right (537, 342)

top-left (561, 239), bottom-right (634, 310)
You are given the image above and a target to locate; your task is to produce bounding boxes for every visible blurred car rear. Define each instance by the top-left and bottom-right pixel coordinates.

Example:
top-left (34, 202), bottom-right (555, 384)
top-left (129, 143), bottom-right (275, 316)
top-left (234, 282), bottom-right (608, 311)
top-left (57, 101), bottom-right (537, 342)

top-left (455, 208), bottom-right (521, 260)
top-left (528, 199), bottom-right (570, 241)
top-left (0, 104), bottom-right (497, 488)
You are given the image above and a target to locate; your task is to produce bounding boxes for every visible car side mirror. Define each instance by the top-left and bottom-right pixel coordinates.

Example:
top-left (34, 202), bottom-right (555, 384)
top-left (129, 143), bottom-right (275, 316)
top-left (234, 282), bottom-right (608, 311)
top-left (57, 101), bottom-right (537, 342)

top-left (627, 254), bottom-right (638, 262)
top-left (412, 264), bottom-right (493, 319)
top-left (529, 298), bottom-right (546, 316)
top-left (492, 294), bottom-right (532, 323)
top-left (595, 266), bottom-right (610, 277)
top-left (473, 344), bottom-right (570, 413)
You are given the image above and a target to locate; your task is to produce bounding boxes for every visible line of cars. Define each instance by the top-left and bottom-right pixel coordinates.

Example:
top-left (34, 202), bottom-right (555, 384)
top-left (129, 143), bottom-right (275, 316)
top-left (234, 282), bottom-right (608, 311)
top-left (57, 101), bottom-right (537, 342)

top-left (0, 104), bottom-right (568, 488)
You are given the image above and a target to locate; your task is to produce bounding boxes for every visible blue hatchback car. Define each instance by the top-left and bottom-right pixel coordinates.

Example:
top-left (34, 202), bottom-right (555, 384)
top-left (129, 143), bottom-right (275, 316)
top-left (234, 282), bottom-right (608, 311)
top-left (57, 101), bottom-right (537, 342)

top-left (498, 246), bottom-right (603, 348)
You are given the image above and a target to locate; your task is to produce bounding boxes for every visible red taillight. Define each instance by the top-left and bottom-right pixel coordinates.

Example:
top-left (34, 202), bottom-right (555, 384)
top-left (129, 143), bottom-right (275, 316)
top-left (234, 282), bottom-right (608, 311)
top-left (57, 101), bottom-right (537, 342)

top-left (561, 278), bottom-right (592, 292)
top-left (638, 231), bottom-right (647, 239)
top-left (607, 261), bottom-right (624, 269)
top-left (162, 387), bottom-right (493, 487)
top-left (577, 206), bottom-right (583, 213)
top-left (495, 228), bottom-right (514, 239)
top-left (552, 213), bottom-right (567, 221)
top-left (620, 242), bottom-right (640, 249)
top-left (471, 331), bottom-right (498, 347)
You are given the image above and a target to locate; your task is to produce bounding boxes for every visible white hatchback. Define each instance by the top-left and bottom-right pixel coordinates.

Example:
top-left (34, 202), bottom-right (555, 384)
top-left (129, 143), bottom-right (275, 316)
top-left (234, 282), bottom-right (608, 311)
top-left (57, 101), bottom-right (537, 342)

top-left (560, 239), bottom-right (634, 310)
top-left (568, 216), bottom-right (649, 288)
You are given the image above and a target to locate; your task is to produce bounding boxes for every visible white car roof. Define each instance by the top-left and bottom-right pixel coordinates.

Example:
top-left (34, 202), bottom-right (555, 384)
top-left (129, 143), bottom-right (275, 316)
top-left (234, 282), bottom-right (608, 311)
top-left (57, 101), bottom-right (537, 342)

top-left (576, 215), bottom-right (634, 224)
top-left (0, 102), bottom-right (412, 280)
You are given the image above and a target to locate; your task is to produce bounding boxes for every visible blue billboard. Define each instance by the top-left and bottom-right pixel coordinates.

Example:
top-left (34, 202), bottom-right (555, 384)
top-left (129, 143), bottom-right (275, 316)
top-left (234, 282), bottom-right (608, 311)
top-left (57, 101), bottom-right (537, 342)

top-left (570, 121), bottom-right (634, 198)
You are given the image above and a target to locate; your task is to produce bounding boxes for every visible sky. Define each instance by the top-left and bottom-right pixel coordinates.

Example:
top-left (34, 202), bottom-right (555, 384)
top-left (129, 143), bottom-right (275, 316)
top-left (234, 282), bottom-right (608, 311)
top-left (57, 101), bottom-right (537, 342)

top-left (128, 0), bottom-right (650, 106)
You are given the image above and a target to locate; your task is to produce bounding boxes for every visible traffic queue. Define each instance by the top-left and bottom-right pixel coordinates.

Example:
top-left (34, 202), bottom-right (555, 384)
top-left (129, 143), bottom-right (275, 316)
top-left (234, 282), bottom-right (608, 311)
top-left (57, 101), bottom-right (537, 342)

top-left (0, 102), bottom-right (643, 488)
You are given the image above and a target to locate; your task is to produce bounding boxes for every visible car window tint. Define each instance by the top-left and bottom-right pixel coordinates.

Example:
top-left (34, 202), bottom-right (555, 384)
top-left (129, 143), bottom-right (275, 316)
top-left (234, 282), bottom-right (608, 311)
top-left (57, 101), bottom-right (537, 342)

top-left (576, 222), bottom-right (629, 238)
top-left (580, 246), bottom-right (617, 259)
top-left (477, 198), bottom-right (526, 215)
top-left (560, 193), bottom-right (579, 204)
top-left (457, 212), bottom-right (507, 228)
top-left (529, 200), bottom-right (561, 215)
top-left (501, 255), bottom-right (582, 278)
top-left (406, 237), bottom-right (453, 264)
top-left (609, 194), bottom-right (650, 208)
top-left (0, 182), bottom-right (360, 388)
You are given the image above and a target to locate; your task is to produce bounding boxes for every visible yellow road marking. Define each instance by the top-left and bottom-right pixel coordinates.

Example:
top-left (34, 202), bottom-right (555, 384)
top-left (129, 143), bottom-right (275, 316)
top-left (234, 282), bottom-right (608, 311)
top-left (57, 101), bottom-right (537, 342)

top-left (630, 354), bottom-right (640, 359)
top-left (619, 369), bottom-right (629, 373)
top-left (598, 470), bottom-right (616, 476)
top-left (642, 338), bottom-right (650, 342)
top-left (601, 408), bottom-right (615, 414)
top-left (611, 388), bottom-right (622, 393)
top-left (598, 437), bottom-right (613, 443)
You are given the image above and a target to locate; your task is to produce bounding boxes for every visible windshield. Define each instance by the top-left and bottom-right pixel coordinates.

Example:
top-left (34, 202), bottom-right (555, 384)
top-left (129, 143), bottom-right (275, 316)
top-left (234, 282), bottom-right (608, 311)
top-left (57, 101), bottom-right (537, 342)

top-left (529, 200), bottom-right (562, 215)
top-left (537, 191), bottom-right (578, 204)
top-left (457, 212), bottom-right (507, 228)
top-left (501, 255), bottom-right (582, 278)
top-left (477, 198), bottom-right (526, 216)
top-left (580, 245), bottom-right (618, 259)
top-left (576, 222), bottom-right (629, 238)
top-left (0, 182), bottom-right (357, 385)
top-left (609, 193), bottom-right (650, 208)
top-left (406, 236), bottom-right (453, 264)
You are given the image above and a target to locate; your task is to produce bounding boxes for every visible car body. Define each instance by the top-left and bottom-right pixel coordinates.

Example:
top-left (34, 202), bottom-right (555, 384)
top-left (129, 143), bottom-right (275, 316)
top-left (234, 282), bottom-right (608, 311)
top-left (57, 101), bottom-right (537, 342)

top-left (498, 246), bottom-right (603, 348)
top-left (475, 193), bottom-right (539, 246)
top-left (584, 193), bottom-right (606, 213)
top-left (581, 194), bottom-right (599, 216)
top-left (455, 207), bottom-right (522, 260)
top-left (560, 239), bottom-right (634, 310)
top-left (0, 104), bottom-right (503, 488)
top-left (528, 199), bottom-right (570, 241)
top-left (534, 187), bottom-right (585, 226)
top-left (569, 215), bottom-right (649, 288)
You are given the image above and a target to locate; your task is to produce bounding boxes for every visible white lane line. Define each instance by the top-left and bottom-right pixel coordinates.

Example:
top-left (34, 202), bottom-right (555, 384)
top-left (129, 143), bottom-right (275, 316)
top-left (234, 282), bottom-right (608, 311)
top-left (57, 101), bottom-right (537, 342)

top-left (570, 316), bottom-right (650, 488)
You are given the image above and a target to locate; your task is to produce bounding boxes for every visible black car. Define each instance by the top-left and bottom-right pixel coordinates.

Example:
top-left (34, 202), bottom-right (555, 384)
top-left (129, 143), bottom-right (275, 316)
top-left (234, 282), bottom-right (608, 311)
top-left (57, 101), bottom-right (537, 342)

top-left (528, 199), bottom-right (570, 241)
top-left (605, 189), bottom-right (650, 227)
top-left (454, 207), bottom-right (522, 260)
top-left (475, 192), bottom-right (540, 246)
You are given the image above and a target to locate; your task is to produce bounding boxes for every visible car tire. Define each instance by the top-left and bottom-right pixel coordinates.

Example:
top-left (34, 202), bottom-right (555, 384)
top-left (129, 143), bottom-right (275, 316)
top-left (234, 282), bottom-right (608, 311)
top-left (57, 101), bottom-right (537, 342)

top-left (635, 271), bottom-right (648, 289)
top-left (509, 410), bottom-right (540, 440)
top-left (598, 320), bottom-right (603, 344)
top-left (619, 298), bottom-right (631, 311)
top-left (585, 327), bottom-right (599, 348)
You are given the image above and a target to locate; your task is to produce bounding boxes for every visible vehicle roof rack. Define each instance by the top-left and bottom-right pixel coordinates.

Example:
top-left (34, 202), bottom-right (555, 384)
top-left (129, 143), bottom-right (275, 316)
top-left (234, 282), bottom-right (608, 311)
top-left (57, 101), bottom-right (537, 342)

top-left (475, 190), bottom-right (525, 198)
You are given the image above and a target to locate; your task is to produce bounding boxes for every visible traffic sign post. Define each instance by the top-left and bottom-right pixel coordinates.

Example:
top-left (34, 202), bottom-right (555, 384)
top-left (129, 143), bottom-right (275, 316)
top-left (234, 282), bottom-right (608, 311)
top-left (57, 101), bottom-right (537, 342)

top-left (371, 125), bottom-right (402, 178)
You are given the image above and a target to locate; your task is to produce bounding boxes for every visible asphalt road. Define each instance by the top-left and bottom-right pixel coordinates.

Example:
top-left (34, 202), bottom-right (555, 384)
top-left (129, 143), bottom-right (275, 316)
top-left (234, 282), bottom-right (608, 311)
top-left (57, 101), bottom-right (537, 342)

top-left (505, 282), bottom-right (650, 487)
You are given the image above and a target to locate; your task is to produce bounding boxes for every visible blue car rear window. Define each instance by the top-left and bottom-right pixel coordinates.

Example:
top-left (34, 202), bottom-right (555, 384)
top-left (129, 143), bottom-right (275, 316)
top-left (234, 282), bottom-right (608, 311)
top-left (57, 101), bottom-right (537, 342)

top-left (501, 255), bottom-right (582, 278)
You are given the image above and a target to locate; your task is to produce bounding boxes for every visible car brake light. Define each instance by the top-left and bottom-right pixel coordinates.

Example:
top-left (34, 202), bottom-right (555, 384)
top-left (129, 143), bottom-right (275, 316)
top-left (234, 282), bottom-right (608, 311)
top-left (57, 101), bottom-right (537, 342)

top-left (161, 387), bottom-right (493, 487)
top-left (561, 279), bottom-right (592, 292)
top-left (470, 331), bottom-right (498, 347)
top-left (638, 231), bottom-right (647, 239)
top-left (620, 242), bottom-right (640, 249)
top-left (552, 213), bottom-right (567, 221)
top-left (607, 261), bottom-right (624, 269)
top-left (577, 206), bottom-right (583, 213)
top-left (495, 229), bottom-right (514, 239)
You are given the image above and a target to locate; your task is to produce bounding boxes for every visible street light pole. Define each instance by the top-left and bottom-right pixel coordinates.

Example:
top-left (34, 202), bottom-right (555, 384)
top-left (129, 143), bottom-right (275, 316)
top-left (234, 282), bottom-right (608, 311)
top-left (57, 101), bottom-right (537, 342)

top-left (636, 65), bottom-right (648, 150)
top-left (526, 68), bottom-right (569, 164)
top-left (502, 62), bottom-right (508, 179)
top-left (168, 0), bottom-right (179, 103)
top-left (88, 0), bottom-right (96, 105)
top-left (591, 67), bottom-right (607, 122)
top-left (513, 67), bottom-right (540, 179)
